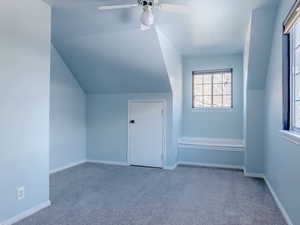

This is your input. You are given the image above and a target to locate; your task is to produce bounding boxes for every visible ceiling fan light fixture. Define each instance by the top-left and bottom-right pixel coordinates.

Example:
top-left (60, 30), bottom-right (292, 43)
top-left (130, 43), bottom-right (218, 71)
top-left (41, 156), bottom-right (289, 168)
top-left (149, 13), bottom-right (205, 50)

top-left (140, 24), bottom-right (151, 31)
top-left (140, 5), bottom-right (154, 27)
top-left (97, 0), bottom-right (189, 31)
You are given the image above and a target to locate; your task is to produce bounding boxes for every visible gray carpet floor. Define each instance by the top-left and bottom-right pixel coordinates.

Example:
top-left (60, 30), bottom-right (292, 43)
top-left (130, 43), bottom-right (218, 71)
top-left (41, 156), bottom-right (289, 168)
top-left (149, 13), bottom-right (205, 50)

top-left (15, 163), bottom-right (286, 225)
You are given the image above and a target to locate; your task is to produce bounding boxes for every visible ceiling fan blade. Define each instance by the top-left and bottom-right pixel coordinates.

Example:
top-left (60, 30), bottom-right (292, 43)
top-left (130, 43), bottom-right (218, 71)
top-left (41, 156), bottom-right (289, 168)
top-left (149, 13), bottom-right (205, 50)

top-left (98, 4), bottom-right (138, 11)
top-left (159, 3), bottom-right (190, 14)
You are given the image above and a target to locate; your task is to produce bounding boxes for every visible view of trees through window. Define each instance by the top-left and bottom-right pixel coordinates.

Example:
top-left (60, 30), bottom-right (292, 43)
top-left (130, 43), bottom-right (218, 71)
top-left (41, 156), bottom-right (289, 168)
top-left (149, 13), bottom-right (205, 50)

top-left (192, 69), bottom-right (233, 108)
top-left (291, 20), bottom-right (300, 129)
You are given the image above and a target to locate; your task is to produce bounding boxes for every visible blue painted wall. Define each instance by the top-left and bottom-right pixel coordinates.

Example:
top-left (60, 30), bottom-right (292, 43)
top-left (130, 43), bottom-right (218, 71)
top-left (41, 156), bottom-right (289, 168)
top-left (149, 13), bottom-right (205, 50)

top-left (244, 89), bottom-right (266, 173)
top-left (264, 0), bottom-right (300, 224)
top-left (178, 148), bottom-right (244, 167)
top-left (243, 21), bottom-right (251, 155)
top-left (50, 45), bottom-right (87, 171)
top-left (87, 93), bottom-right (174, 166)
top-left (182, 54), bottom-right (244, 139)
top-left (247, 6), bottom-right (279, 90)
top-left (178, 54), bottom-right (244, 166)
top-left (157, 29), bottom-right (183, 166)
top-left (86, 30), bottom-right (182, 168)
top-left (0, 0), bottom-right (51, 222)
top-left (243, 5), bottom-right (278, 174)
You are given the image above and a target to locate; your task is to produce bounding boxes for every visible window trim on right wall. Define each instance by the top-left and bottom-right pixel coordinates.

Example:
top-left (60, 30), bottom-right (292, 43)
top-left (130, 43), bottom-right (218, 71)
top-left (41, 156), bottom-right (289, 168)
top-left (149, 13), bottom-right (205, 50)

top-left (289, 25), bottom-right (300, 131)
top-left (280, 0), bottom-right (300, 145)
top-left (282, 0), bottom-right (300, 132)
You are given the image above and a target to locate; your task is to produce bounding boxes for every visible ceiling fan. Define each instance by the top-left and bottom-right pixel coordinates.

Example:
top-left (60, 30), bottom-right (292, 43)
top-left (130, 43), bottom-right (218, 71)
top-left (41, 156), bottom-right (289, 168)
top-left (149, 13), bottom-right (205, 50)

top-left (97, 0), bottom-right (189, 31)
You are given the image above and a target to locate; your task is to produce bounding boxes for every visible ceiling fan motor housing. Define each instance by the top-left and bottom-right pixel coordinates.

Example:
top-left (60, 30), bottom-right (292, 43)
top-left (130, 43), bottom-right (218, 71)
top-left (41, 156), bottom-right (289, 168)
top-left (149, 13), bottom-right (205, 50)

top-left (138, 0), bottom-right (154, 7)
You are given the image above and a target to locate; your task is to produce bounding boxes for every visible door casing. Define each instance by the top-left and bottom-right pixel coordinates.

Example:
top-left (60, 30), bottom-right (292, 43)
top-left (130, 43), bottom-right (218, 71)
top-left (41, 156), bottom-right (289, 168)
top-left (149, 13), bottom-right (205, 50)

top-left (127, 99), bottom-right (167, 168)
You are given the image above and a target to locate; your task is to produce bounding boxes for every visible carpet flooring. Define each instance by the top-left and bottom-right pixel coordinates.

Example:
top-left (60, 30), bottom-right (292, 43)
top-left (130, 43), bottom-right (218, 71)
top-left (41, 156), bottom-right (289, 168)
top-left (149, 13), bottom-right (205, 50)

top-left (15, 163), bottom-right (286, 225)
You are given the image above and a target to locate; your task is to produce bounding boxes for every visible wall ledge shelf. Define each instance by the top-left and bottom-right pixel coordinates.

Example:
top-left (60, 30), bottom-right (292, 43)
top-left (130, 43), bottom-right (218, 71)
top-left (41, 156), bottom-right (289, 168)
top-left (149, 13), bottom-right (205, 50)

top-left (178, 137), bottom-right (245, 152)
top-left (280, 130), bottom-right (300, 146)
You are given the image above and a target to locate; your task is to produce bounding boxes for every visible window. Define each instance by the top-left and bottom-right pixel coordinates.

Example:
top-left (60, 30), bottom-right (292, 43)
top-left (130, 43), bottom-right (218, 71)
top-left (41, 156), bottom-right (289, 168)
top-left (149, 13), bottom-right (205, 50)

top-left (290, 21), bottom-right (300, 130)
top-left (192, 69), bottom-right (233, 109)
top-left (282, 0), bottom-right (300, 131)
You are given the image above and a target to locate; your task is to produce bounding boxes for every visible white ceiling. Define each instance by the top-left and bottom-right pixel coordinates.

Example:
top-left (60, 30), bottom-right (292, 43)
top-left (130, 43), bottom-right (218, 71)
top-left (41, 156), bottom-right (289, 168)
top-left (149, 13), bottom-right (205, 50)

top-left (46, 0), bottom-right (279, 56)
top-left (158, 0), bottom-right (280, 56)
top-left (45, 0), bottom-right (279, 93)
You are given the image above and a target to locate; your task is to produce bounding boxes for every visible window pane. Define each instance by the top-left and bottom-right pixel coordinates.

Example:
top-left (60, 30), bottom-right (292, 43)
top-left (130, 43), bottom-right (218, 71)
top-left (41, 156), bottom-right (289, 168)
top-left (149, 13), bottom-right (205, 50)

top-left (193, 75), bottom-right (203, 84)
top-left (193, 96), bottom-right (204, 108)
top-left (223, 83), bottom-right (232, 95)
top-left (213, 84), bottom-right (222, 95)
top-left (203, 96), bottom-right (212, 107)
top-left (295, 20), bottom-right (300, 47)
top-left (295, 48), bottom-right (300, 74)
top-left (203, 84), bottom-right (212, 96)
top-left (223, 73), bottom-right (232, 84)
top-left (213, 74), bottom-right (223, 83)
top-left (203, 74), bottom-right (212, 84)
top-left (192, 69), bottom-right (232, 108)
top-left (223, 96), bottom-right (232, 108)
top-left (295, 75), bottom-right (300, 100)
top-left (295, 101), bottom-right (300, 128)
top-left (194, 84), bottom-right (203, 95)
top-left (213, 96), bottom-right (222, 107)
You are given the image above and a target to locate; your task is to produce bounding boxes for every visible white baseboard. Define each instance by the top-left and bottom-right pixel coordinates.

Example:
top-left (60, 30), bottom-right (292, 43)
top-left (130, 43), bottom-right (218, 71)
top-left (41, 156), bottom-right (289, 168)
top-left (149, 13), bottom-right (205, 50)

top-left (50, 160), bottom-right (86, 174)
top-left (177, 161), bottom-right (243, 170)
top-left (264, 178), bottom-right (293, 225)
top-left (86, 160), bottom-right (241, 171)
top-left (87, 160), bottom-right (179, 170)
top-left (164, 163), bottom-right (178, 170)
top-left (86, 160), bottom-right (129, 166)
top-left (1, 200), bottom-right (51, 225)
top-left (244, 171), bottom-right (265, 179)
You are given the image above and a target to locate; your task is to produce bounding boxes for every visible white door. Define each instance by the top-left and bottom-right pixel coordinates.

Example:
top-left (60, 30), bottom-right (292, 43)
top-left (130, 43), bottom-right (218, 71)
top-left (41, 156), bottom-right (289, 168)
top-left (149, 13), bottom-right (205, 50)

top-left (128, 101), bottom-right (164, 168)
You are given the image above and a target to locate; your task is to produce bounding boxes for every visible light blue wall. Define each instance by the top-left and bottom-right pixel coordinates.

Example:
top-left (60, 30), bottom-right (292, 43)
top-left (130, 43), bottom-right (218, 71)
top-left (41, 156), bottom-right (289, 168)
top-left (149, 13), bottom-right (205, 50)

top-left (178, 54), bottom-right (244, 167)
top-left (264, 0), bottom-right (300, 224)
top-left (50, 45), bottom-right (87, 171)
top-left (85, 29), bottom-right (182, 168)
top-left (243, 21), bottom-right (251, 151)
top-left (0, 0), bottom-right (51, 222)
top-left (86, 30), bottom-right (182, 168)
top-left (243, 5), bottom-right (278, 174)
top-left (87, 93), bottom-right (174, 166)
top-left (247, 6), bottom-right (279, 89)
top-left (178, 148), bottom-right (244, 167)
top-left (157, 29), bottom-right (183, 166)
top-left (244, 89), bottom-right (266, 173)
top-left (182, 54), bottom-right (244, 139)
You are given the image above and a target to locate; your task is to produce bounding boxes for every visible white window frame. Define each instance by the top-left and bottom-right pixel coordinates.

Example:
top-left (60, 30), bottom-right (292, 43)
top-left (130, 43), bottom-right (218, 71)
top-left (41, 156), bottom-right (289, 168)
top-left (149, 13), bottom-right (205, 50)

top-left (290, 22), bottom-right (300, 132)
top-left (192, 68), bottom-right (233, 110)
top-left (280, 0), bottom-right (300, 146)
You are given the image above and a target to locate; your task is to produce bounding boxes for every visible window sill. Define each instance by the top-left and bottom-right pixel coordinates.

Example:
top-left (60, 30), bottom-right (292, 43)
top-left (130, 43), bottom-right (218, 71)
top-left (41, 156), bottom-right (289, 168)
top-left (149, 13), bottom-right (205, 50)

top-left (192, 107), bottom-right (235, 113)
top-left (280, 130), bottom-right (300, 145)
top-left (178, 137), bottom-right (245, 152)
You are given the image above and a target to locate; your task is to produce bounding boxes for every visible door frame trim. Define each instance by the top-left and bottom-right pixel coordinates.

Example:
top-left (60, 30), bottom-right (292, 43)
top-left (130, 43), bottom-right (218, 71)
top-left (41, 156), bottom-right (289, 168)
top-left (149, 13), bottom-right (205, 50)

top-left (127, 99), bottom-right (167, 168)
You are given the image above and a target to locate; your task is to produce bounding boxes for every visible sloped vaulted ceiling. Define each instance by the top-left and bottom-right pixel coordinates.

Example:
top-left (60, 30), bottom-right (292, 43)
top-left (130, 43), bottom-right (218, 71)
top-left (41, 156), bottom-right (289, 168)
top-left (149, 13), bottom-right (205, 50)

top-left (46, 0), bottom-right (280, 94)
top-left (50, 3), bottom-right (171, 93)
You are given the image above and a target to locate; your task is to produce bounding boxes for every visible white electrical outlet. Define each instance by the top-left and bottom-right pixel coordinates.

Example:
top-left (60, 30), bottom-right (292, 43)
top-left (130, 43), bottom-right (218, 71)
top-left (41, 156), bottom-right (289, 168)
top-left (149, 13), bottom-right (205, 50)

top-left (17, 186), bottom-right (25, 200)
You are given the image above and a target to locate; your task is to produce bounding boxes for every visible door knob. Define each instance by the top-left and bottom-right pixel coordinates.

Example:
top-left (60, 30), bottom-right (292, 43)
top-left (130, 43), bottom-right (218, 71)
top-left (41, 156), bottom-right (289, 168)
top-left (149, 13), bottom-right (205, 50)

top-left (130, 120), bottom-right (135, 124)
